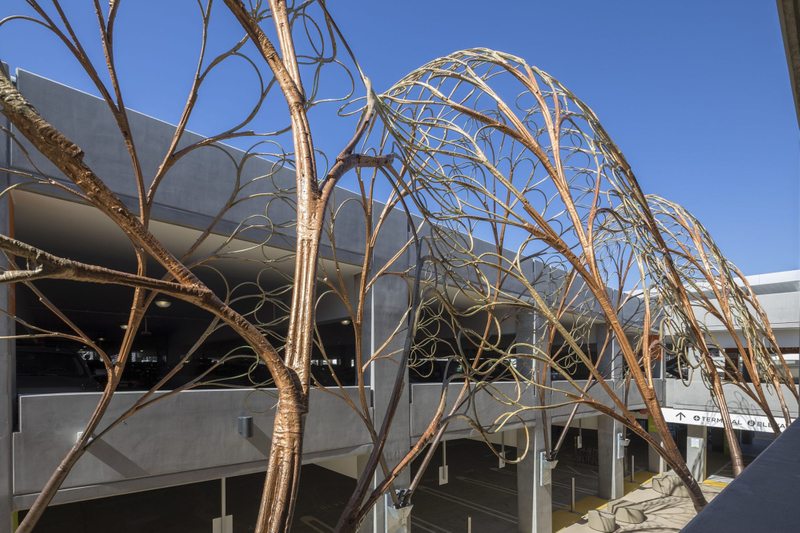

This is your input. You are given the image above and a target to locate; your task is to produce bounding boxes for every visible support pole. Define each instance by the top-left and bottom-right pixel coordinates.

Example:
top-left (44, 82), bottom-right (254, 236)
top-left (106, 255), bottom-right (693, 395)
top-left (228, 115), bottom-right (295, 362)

top-left (500, 432), bottom-right (506, 468)
top-left (571, 477), bottom-right (576, 512)
top-left (212, 478), bottom-right (232, 533)
top-left (221, 477), bottom-right (226, 520)
top-left (438, 441), bottom-right (449, 485)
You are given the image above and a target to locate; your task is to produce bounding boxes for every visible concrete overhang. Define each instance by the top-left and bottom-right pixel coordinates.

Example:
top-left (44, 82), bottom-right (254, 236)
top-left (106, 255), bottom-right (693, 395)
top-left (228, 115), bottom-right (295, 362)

top-left (778, 0), bottom-right (800, 127)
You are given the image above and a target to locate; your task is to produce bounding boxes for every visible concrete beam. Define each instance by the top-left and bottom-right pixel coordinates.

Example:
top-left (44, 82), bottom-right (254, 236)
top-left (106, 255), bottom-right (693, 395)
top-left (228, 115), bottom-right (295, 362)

top-left (778, 0), bottom-right (800, 128)
top-left (597, 415), bottom-right (624, 500)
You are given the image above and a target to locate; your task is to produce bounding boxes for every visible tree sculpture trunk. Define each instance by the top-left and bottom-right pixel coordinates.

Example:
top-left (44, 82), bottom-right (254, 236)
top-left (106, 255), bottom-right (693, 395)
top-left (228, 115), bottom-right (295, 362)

top-left (255, 390), bottom-right (307, 532)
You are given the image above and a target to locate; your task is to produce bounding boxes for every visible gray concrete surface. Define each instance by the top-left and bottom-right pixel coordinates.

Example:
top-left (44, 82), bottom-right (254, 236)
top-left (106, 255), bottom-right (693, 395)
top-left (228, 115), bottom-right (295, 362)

top-left (597, 416), bottom-right (624, 501)
top-left (684, 424), bottom-right (794, 533)
top-left (686, 425), bottom-right (707, 482)
top-left (13, 387), bottom-right (371, 501)
top-left (664, 379), bottom-right (799, 418)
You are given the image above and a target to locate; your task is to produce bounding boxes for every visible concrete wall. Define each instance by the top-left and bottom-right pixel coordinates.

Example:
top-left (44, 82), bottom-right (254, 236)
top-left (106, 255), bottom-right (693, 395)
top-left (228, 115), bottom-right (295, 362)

top-left (752, 291), bottom-right (800, 331)
top-left (407, 379), bottom-right (662, 439)
top-left (409, 382), bottom-right (538, 439)
top-left (11, 72), bottom-right (281, 235)
top-left (546, 379), bottom-right (662, 422)
top-left (14, 387), bottom-right (371, 501)
top-left (693, 274), bottom-right (799, 337)
top-left (9, 70), bottom-right (371, 266)
top-left (664, 379), bottom-right (799, 417)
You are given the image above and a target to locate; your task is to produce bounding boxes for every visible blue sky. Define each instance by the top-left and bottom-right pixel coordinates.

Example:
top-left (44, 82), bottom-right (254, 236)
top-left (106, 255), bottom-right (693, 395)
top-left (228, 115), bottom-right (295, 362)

top-left (0, 1), bottom-right (797, 275)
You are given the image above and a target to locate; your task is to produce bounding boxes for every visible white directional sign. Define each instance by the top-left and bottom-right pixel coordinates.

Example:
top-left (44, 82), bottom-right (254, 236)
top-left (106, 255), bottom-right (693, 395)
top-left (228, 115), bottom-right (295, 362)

top-left (661, 408), bottom-right (786, 432)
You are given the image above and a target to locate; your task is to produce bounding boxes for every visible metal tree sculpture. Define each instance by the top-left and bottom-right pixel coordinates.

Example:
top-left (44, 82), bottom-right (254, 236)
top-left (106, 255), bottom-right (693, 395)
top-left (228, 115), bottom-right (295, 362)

top-left (0, 1), bottom-right (390, 532)
top-left (642, 195), bottom-right (796, 472)
top-left (0, 2), bottom-right (792, 532)
top-left (374, 47), bottom-right (716, 510)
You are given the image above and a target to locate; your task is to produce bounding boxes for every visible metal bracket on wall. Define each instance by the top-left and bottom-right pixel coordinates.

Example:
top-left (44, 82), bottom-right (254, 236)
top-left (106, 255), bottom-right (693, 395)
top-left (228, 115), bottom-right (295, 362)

top-left (539, 451), bottom-right (558, 486)
top-left (212, 516), bottom-right (232, 533)
top-left (617, 432), bottom-right (630, 460)
top-left (238, 416), bottom-right (253, 438)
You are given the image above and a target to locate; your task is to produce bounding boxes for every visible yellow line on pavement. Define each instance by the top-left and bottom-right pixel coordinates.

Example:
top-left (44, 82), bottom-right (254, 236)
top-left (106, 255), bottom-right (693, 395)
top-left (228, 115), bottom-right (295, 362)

top-left (632, 471), bottom-right (658, 484)
top-left (553, 509), bottom-right (583, 532)
top-left (702, 479), bottom-right (730, 488)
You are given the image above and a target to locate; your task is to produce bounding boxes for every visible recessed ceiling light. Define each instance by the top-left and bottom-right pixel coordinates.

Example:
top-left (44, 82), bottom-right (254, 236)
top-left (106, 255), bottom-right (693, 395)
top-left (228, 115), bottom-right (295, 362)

top-left (154, 299), bottom-right (172, 308)
top-left (341, 319), bottom-right (351, 325)
top-left (120, 324), bottom-right (128, 330)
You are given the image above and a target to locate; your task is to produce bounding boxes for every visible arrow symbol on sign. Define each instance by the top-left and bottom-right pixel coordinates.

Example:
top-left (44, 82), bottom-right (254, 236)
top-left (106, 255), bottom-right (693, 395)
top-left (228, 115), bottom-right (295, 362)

top-left (676, 412), bottom-right (686, 421)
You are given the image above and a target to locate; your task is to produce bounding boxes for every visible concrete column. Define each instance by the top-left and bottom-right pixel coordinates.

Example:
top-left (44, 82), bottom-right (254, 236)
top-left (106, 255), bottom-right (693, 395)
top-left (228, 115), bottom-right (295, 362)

top-left (648, 423), bottom-right (665, 474)
top-left (515, 311), bottom-right (552, 533)
top-left (356, 454), bottom-right (377, 533)
top-left (514, 311), bottom-right (548, 383)
top-left (597, 415), bottom-right (625, 500)
top-left (595, 322), bottom-right (625, 500)
top-left (355, 451), bottom-right (412, 533)
top-left (361, 209), bottom-right (413, 533)
top-left (686, 425), bottom-right (707, 482)
top-left (517, 425), bottom-right (552, 533)
top-left (595, 324), bottom-right (621, 381)
top-left (0, 61), bottom-right (13, 533)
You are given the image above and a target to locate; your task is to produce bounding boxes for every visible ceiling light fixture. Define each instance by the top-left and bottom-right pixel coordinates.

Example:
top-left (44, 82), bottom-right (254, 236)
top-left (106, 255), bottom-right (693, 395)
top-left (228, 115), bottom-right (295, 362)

top-left (154, 299), bottom-right (172, 308)
top-left (341, 319), bottom-right (351, 326)
top-left (120, 324), bottom-right (128, 330)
